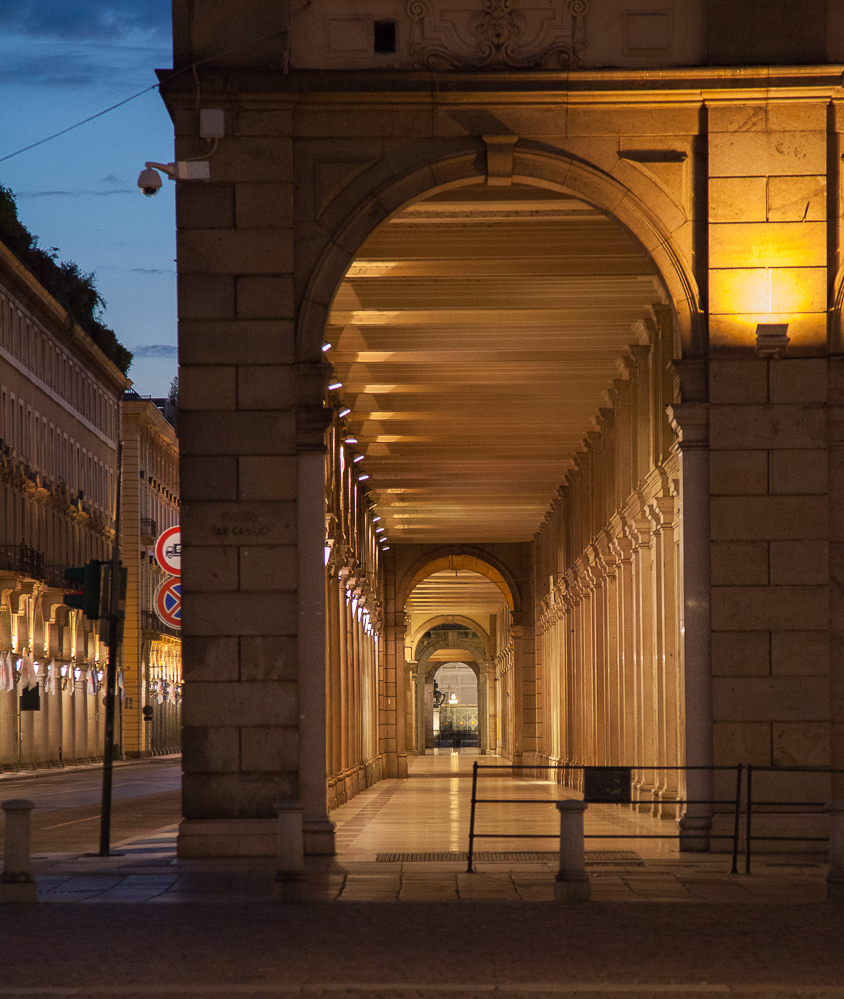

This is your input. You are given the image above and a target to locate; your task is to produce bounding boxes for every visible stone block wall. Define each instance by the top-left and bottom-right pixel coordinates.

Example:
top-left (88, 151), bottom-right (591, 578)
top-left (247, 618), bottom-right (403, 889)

top-left (709, 358), bottom-right (831, 809)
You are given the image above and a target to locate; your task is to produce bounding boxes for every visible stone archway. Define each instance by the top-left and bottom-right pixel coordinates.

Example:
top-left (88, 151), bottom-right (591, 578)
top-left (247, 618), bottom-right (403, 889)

top-left (296, 143), bottom-right (703, 365)
top-left (413, 625), bottom-right (490, 754)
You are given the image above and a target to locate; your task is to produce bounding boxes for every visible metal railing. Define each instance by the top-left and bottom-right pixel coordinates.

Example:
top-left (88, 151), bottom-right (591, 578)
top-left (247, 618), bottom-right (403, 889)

top-left (140, 518), bottom-right (157, 538)
top-left (141, 609), bottom-right (180, 639)
top-left (466, 762), bottom-right (744, 874)
top-left (0, 544), bottom-right (45, 579)
top-left (744, 764), bottom-right (844, 873)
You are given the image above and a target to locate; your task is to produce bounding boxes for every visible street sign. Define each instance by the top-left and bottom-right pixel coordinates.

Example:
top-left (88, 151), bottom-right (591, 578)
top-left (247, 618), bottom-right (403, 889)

top-left (155, 526), bottom-right (181, 576)
top-left (154, 578), bottom-right (181, 629)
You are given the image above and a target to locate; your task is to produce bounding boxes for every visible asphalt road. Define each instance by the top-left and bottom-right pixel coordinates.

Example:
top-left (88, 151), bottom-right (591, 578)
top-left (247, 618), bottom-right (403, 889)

top-left (0, 902), bottom-right (843, 999)
top-left (0, 759), bottom-right (181, 854)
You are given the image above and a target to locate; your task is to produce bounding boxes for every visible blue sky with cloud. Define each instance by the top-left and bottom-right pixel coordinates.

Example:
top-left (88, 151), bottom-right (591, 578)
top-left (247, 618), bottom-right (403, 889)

top-left (0, 1), bottom-right (178, 395)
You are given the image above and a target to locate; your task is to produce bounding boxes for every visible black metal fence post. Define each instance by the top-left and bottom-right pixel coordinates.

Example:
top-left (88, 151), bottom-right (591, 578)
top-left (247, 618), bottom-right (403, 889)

top-left (466, 760), bottom-right (479, 873)
top-left (744, 763), bottom-right (753, 875)
top-left (731, 763), bottom-right (742, 875)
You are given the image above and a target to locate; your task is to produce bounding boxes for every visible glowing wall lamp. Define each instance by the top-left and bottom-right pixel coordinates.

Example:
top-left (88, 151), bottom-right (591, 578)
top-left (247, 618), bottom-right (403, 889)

top-left (755, 323), bottom-right (790, 359)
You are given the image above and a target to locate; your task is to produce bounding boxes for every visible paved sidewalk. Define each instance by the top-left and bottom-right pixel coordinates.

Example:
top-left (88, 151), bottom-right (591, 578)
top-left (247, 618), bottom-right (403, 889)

top-left (22, 751), bottom-right (833, 904)
top-left (0, 752), bottom-right (181, 784)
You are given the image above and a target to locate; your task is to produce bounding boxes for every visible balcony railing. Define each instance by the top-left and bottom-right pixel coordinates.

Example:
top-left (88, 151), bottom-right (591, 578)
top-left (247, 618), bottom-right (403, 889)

top-left (140, 518), bottom-right (157, 538)
top-left (0, 544), bottom-right (44, 579)
top-left (141, 609), bottom-right (180, 639)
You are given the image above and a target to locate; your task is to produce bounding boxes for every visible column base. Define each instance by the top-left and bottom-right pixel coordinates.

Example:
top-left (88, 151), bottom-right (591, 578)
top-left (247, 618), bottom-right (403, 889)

top-left (678, 814), bottom-right (712, 852)
top-left (303, 817), bottom-right (336, 856)
top-left (554, 874), bottom-right (591, 902)
top-left (177, 818), bottom-right (277, 857)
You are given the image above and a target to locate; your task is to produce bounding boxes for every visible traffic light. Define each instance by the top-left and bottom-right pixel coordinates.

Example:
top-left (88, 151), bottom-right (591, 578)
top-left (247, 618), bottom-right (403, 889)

top-left (63, 560), bottom-right (105, 619)
top-left (98, 564), bottom-right (128, 642)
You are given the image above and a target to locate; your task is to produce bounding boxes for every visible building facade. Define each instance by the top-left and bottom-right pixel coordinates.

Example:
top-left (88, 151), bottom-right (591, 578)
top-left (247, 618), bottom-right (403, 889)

top-left (0, 238), bottom-right (129, 771)
top-left (121, 394), bottom-right (182, 759)
top-left (164, 0), bottom-right (844, 856)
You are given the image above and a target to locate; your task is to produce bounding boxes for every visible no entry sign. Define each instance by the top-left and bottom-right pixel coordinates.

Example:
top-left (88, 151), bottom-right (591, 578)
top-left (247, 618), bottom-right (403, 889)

top-left (155, 526), bottom-right (181, 576)
top-left (154, 578), bottom-right (181, 629)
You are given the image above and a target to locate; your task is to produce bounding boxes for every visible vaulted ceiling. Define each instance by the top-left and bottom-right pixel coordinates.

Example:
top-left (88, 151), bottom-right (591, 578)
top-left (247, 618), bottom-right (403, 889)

top-left (326, 184), bottom-right (664, 550)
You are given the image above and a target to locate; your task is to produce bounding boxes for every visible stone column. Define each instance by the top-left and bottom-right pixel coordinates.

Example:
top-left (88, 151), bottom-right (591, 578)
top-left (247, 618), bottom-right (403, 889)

top-left (338, 580), bottom-right (349, 785)
top-left (632, 513), bottom-right (656, 809)
top-left (33, 673), bottom-right (50, 768)
top-left (0, 686), bottom-right (18, 771)
top-left (73, 674), bottom-right (88, 764)
top-left (668, 402), bottom-right (713, 850)
top-left (19, 701), bottom-right (34, 770)
top-left (298, 447), bottom-right (335, 855)
top-left (326, 573), bottom-right (342, 808)
top-left (60, 674), bottom-right (74, 766)
top-left (829, 359), bottom-right (844, 799)
top-left (478, 665), bottom-right (488, 755)
top-left (46, 668), bottom-right (62, 767)
top-left (416, 665), bottom-right (426, 754)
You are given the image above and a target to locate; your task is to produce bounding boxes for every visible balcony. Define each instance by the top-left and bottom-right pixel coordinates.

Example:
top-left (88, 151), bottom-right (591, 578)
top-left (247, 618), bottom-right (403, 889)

top-left (140, 518), bottom-right (157, 540)
top-left (0, 544), bottom-right (44, 579)
top-left (141, 609), bottom-right (180, 639)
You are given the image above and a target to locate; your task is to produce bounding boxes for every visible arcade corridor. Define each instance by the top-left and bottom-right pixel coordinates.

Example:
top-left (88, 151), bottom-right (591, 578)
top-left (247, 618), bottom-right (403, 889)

top-left (332, 751), bottom-right (678, 862)
top-left (319, 181), bottom-right (690, 836)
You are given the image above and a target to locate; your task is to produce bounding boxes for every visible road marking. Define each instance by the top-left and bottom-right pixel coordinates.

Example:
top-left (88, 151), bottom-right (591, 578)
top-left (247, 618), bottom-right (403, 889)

top-left (40, 814), bottom-right (100, 830)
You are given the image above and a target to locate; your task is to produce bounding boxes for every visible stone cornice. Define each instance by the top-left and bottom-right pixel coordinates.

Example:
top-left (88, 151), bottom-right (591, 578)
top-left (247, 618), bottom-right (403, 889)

top-left (159, 66), bottom-right (844, 103)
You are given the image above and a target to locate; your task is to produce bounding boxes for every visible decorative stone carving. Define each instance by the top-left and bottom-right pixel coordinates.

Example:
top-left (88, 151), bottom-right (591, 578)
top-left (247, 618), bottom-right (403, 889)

top-left (407, 0), bottom-right (588, 70)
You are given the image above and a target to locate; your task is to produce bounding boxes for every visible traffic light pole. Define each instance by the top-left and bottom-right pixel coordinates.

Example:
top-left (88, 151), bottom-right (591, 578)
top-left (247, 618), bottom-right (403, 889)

top-left (99, 441), bottom-right (123, 857)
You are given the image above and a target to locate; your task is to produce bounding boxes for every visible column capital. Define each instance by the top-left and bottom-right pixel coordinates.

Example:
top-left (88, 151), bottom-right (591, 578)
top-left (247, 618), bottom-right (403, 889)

top-left (667, 402), bottom-right (709, 451)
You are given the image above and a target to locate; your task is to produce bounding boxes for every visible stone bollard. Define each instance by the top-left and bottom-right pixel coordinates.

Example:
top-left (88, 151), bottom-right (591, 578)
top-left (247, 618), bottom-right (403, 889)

top-left (1, 799), bottom-right (37, 903)
top-left (274, 800), bottom-right (305, 902)
top-left (554, 800), bottom-right (590, 902)
top-left (826, 801), bottom-right (844, 903)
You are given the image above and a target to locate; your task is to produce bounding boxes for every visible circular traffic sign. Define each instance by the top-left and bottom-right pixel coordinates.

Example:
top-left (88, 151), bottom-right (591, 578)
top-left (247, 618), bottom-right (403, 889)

top-left (155, 526), bottom-right (181, 576)
top-left (154, 578), bottom-right (181, 629)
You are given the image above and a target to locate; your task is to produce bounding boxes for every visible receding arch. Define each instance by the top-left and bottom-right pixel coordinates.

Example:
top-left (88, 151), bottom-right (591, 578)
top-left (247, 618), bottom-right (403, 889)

top-left (398, 547), bottom-right (521, 613)
top-left (297, 142), bottom-right (703, 366)
top-left (409, 615), bottom-right (491, 657)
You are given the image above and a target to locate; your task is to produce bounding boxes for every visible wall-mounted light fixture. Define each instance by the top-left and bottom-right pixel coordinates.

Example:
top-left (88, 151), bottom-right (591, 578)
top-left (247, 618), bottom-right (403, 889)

top-left (328, 381), bottom-right (343, 391)
top-left (755, 323), bottom-right (789, 359)
top-left (339, 407), bottom-right (351, 418)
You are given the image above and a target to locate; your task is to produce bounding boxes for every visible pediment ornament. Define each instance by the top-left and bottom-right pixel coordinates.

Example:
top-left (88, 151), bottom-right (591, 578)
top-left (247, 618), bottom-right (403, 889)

top-left (407, 0), bottom-right (588, 69)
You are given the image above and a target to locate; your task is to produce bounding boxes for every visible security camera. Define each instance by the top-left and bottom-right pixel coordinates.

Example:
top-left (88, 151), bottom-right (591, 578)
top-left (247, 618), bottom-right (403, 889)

top-left (137, 166), bottom-right (163, 197)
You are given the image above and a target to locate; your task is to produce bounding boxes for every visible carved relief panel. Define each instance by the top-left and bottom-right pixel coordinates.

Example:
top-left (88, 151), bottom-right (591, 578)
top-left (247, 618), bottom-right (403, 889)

top-left (407, 0), bottom-right (589, 69)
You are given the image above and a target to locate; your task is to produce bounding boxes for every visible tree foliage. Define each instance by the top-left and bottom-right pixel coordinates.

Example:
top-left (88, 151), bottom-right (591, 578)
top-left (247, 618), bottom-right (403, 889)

top-left (0, 186), bottom-right (133, 374)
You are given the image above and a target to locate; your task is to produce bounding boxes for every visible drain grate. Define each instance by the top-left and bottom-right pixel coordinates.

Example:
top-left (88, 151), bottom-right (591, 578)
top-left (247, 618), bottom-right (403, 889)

top-left (376, 850), bottom-right (642, 863)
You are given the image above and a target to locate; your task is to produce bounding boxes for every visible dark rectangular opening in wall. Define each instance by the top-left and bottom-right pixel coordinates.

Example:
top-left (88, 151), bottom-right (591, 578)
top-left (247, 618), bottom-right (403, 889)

top-left (374, 21), bottom-right (396, 54)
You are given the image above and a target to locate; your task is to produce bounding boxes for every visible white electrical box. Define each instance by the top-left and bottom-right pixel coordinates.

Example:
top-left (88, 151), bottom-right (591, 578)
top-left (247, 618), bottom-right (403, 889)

top-left (199, 108), bottom-right (225, 139)
top-left (173, 161), bottom-right (211, 180)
